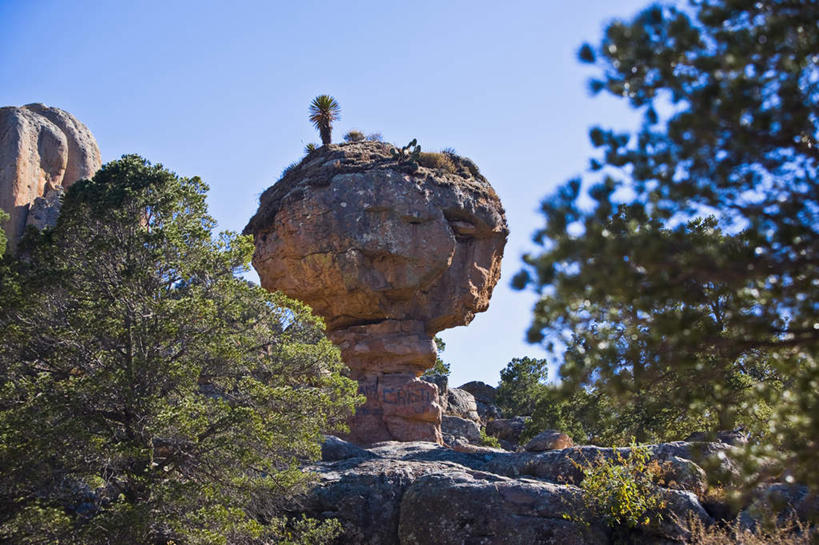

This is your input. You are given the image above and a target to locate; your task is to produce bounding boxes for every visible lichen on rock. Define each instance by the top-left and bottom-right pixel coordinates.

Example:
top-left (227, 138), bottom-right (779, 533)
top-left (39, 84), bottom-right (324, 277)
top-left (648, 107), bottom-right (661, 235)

top-left (245, 141), bottom-right (508, 444)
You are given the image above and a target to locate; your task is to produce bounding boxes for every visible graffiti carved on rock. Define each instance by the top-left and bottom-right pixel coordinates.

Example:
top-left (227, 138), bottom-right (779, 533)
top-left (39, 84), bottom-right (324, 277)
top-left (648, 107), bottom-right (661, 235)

top-left (0, 104), bottom-right (101, 252)
top-left (246, 141), bottom-right (508, 444)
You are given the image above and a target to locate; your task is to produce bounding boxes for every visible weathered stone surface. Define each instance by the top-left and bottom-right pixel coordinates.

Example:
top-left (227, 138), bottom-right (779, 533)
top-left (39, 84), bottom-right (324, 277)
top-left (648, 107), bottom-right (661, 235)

top-left (245, 142), bottom-right (507, 444)
top-left (486, 416), bottom-right (530, 446)
top-left (525, 430), bottom-right (574, 452)
top-left (398, 473), bottom-right (607, 545)
top-left (321, 435), bottom-right (376, 462)
top-left (350, 373), bottom-right (444, 444)
top-left (26, 187), bottom-right (64, 231)
top-left (298, 439), bottom-right (719, 544)
top-left (441, 415), bottom-right (482, 445)
top-left (459, 380), bottom-right (502, 421)
top-left (0, 104), bottom-right (100, 251)
top-left (446, 387), bottom-right (481, 424)
top-left (420, 373), bottom-right (448, 406)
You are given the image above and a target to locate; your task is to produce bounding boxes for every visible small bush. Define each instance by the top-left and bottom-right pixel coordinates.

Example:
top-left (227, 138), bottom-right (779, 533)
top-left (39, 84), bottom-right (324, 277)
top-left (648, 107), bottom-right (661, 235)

top-left (305, 143), bottom-right (318, 154)
top-left (343, 130), bottom-right (365, 142)
top-left (366, 133), bottom-right (383, 142)
top-left (418, 152), bottom-right (457, 174)
top-left (570, 442), bottom-right (667, 531)
top-left (480, 428), bottom-right (502, 448)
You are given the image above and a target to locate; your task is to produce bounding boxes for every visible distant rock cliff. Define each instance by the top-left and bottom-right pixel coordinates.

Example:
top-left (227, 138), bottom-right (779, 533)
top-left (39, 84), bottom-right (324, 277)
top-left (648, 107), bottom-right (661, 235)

top-left (0, 103), bottom-right (101, 252)
top-left (245, 142), bottom-right (508, 444)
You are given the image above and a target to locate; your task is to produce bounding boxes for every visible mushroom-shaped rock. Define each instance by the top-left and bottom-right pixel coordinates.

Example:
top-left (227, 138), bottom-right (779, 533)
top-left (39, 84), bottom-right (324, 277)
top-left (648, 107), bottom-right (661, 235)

top-left (0, 104), bottom-right (101, 252)
top-left (245, 142), bottom-right (508, 444)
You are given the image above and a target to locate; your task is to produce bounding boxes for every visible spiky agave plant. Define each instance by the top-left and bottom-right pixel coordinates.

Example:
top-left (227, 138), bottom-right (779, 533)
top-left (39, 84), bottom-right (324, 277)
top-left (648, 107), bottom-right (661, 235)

top-left (309, 95), bottom-right (341, 146)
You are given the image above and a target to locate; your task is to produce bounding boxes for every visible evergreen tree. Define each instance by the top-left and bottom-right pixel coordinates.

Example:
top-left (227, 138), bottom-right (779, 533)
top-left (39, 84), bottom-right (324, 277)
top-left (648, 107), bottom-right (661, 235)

top-left (514, 1), bottom-right (817, 485)
top-left (0, 155), bottom-right (360, 544)
top-left (495, 357), bottom-right (549, 417)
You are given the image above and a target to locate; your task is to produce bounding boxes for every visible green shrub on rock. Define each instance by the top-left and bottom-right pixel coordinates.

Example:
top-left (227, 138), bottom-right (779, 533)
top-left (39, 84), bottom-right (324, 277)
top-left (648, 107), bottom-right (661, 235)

top-left (570, 442), bottom-right (667, 534)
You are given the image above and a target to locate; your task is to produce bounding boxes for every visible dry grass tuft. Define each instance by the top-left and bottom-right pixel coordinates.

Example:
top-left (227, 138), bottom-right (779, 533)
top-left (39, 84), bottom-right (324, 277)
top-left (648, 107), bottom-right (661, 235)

top-left (686, 516), bottom-right (816, 544)
top-left (418, 152), bottom-right (457, 173)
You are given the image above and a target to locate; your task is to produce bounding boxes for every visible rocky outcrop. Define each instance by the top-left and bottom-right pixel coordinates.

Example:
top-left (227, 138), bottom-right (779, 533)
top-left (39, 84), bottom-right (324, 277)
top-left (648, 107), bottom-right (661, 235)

top-left (0, 104), bottom-right (101, 251)
top-left (245, 142), bottom-right (508, 444)
top-left (486, 416), bottom-right (530, 449)
top-left (297, 438), bottom-right (726, 544)
top-left (459, 380), bottom-right (502, 421)
top-left (525, 430), bottom-right (574, 452)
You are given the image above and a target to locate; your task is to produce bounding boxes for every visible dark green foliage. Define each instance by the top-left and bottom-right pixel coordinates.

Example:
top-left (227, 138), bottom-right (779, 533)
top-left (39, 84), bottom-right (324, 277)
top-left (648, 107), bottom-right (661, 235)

top-left (365, 133), bottom-right (383, 142)
top-left (304, 142), bottom-right (318, 154)
top-left (308, 95), bottom-right (340, 146)
top-left (423, 336), bottom-right (451, 377)
top-left (495, 357), bottom-right (549, 417)
top-left (0, 155), bottom-right (360, 544)
top-left (343, 130), bottom-right (365, 142)
top-left (390, 138), bottom-right (422, 170)
top-left (515, 0), bottom-right (818, 486)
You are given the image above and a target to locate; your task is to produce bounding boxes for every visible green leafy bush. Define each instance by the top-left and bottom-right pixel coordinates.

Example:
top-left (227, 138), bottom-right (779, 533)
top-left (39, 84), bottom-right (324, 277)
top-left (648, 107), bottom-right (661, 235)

top-left (479, 428), bottom-right (501, 448)
top-left (572, 443), bottom-right (667, 532)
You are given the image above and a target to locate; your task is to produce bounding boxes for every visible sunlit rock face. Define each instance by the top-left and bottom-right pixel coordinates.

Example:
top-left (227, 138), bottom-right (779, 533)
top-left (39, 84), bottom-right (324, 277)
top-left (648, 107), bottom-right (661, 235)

top-left (245, 141), bottom-right (507, 444)
top-left (0, 103), bottom-right (101, 252)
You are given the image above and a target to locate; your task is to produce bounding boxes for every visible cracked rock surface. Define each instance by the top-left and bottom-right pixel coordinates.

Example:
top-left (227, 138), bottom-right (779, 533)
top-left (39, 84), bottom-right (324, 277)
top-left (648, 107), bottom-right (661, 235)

top-left (245, 142), bottom-right (508, 444)
top-left (293, 438), bottom-right (722, 545)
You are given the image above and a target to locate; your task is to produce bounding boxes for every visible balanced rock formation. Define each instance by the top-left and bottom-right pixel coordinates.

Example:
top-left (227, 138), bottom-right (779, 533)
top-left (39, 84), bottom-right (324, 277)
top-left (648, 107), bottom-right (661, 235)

top-left (0, 104), bottom-right (101, 252)
top-left (245, 142), bottom-right (508, 444)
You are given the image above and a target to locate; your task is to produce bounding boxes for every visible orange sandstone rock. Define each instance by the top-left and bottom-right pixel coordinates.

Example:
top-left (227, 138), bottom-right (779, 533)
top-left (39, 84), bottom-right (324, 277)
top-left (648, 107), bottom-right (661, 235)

top-left (0, 104), bottom-right (101, 252)
top-left (245, 142), bottom-right (507, 444)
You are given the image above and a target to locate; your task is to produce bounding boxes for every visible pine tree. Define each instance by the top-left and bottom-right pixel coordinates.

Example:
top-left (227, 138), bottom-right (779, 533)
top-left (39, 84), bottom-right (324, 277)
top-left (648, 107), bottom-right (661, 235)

top-left (0, 155), bottom-right (359, 544)
top-left (515, 1), bottom-right (817, 485)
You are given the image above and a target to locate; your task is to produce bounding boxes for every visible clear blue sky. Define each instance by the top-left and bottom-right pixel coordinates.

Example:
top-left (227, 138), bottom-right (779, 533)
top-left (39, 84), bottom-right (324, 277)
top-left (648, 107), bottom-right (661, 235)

top-left (1, 0), bottom-right (649, 387)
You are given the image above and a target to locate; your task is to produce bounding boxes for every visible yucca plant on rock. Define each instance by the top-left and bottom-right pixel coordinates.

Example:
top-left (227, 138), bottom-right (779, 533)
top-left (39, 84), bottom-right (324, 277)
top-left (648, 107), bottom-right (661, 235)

top-left (309, 95), bottom-right (340, 146)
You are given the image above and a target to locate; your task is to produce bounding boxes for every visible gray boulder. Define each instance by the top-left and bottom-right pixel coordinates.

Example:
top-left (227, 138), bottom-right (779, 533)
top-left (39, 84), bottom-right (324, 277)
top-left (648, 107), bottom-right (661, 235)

top-left (459, 380), bottom-right (502, 421)
top-left (296, 440), bottom-right (720, 544)
top-left (446, 387), bottom-right (480, 423)
top-left (486, 416), bottom-right (530, 445)
top-left (441, 415), bottom-right (481, 445)
top-left (398, 472), bottom-right (607, 545)
top-left (321, 435), bottom-right (376, 462)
